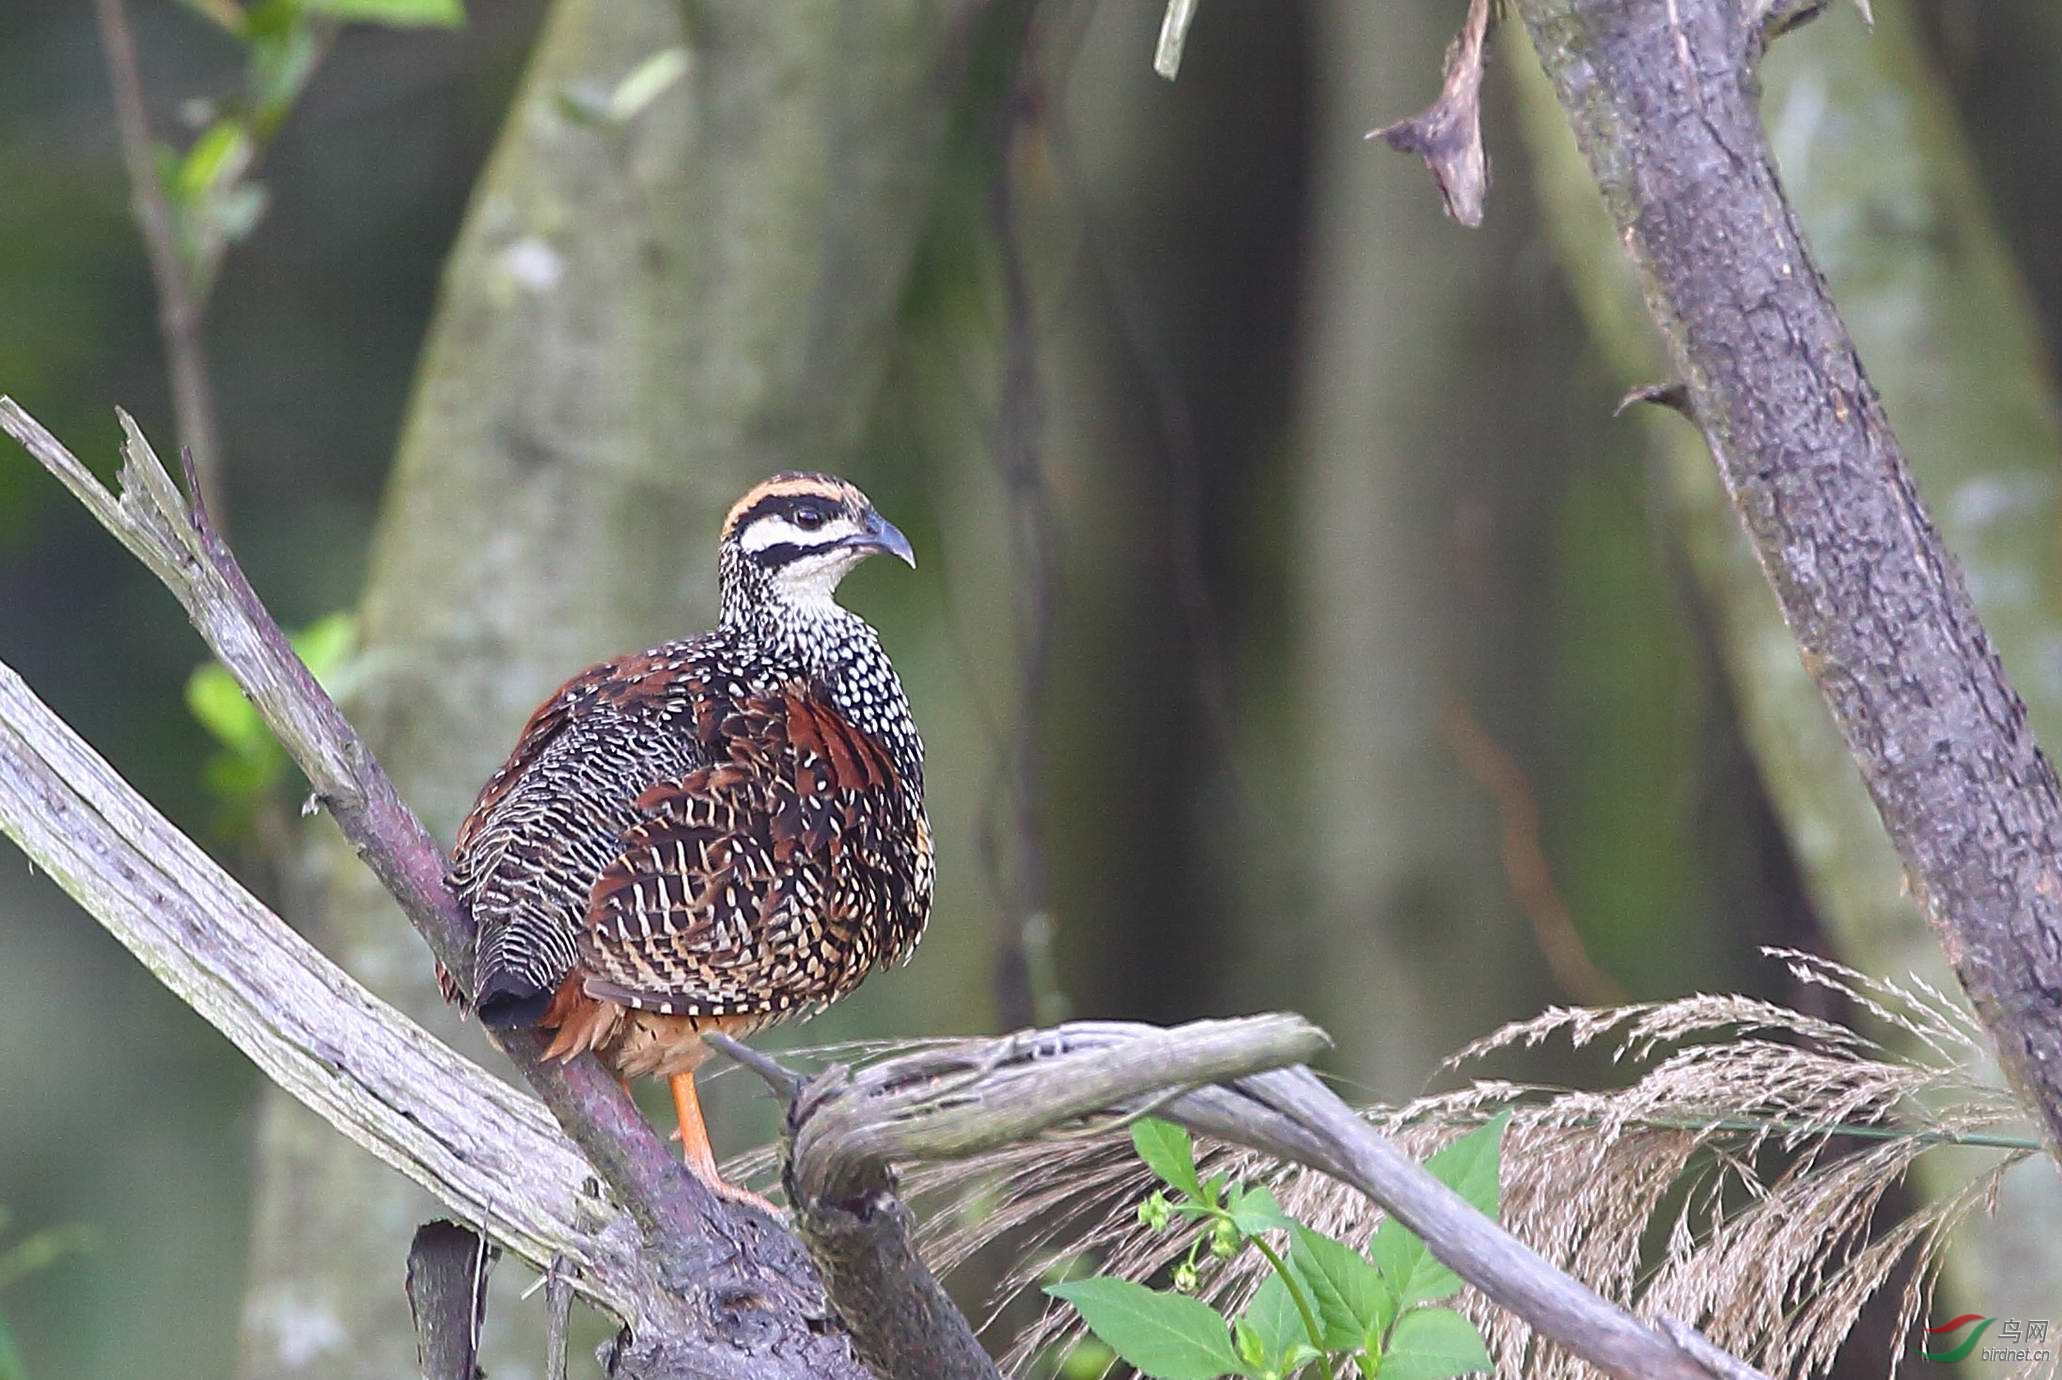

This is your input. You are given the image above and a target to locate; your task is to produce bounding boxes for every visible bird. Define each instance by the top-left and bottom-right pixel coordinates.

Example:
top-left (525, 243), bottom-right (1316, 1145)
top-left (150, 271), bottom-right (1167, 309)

top-left (444, 472), bottom-right (932, 1203)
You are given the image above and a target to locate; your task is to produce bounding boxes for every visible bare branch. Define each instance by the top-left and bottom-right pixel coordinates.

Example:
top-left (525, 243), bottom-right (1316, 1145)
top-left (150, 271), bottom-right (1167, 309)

top-left (722, 1018), bottom-right (1325, 1380)
top-left (1515, 0), bottom-right (2062, 1152)
top-left (90, 0), bottom-right (227, 519)
top-left (1439, 692), bottom-right (1626, 1005)
top-left (1370, 0), bottom-right (1494, 226)
top-left (1613, 380), bottom-right (1695, 420)
top-left (986, 77), bottom-right (1057, 1031)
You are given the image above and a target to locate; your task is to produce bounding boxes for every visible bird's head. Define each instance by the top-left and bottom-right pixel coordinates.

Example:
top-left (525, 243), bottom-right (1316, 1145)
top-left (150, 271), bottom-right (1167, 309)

top-left (717, 472), bottom-right (916, 619)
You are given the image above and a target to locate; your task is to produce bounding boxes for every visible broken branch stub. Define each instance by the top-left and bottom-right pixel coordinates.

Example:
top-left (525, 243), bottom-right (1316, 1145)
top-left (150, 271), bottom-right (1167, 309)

top-left (1370, 0), bottom-right (1495, 226)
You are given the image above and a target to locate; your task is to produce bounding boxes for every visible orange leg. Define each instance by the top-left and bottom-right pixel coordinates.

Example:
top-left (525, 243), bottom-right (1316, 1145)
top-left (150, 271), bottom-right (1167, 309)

top-left (669, 1071), bottom-right (775, 1212)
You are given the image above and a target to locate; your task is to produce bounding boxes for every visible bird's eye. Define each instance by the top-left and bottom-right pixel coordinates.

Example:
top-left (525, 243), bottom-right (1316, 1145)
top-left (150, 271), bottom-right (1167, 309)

top-left (792, 506), bottom-right (827, 531)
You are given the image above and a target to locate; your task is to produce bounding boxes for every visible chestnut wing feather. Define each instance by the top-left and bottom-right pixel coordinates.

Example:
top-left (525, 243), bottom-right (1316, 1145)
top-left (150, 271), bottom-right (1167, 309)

top-left (580, 686), bottom-right (925, 1019)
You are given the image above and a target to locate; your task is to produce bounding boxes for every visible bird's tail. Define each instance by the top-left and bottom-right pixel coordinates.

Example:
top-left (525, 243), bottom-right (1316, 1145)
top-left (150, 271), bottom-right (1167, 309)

top-left (472, 966), bottom-right (555, 1028)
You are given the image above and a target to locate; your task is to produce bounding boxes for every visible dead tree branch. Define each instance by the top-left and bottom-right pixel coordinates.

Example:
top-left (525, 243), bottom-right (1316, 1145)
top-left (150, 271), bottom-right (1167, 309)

top-left (724, 1020), bottom-right (1769, 1380)
top-left (721, 1017), bottom-right (1327, 1380)
top-left (0, 660), bottom-right (649, 1319)
top-left (1493, 0), bottom-right (2062, 1153)
top-left (0, 399), bottom-right (861, 1380)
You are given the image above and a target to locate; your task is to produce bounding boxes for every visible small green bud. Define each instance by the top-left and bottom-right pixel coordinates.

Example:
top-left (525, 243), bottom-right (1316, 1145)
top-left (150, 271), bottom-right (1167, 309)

top-left (1173, 1260), bottom-right (1199, 1294)
top-left (1137, 1191), bottom-right (1172, 1232)
top-left (1211, 1217), bottom-right (1239, 1258)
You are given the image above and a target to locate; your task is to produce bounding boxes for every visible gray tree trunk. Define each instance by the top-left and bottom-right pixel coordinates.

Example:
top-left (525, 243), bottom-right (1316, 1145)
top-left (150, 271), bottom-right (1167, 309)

top-left (237, 1), bottom-right (972, 1373)
top-left (1506, 5), bottom-right (2062, 1323)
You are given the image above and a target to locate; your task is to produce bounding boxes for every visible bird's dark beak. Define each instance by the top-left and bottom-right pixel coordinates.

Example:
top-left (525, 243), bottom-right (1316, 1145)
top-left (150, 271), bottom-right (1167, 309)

top-left (850, 510), bottom-right (917, 568)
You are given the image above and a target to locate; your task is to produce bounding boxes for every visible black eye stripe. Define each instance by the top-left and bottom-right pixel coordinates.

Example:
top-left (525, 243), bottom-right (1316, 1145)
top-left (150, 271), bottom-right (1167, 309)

top-left (749, 541), bottom-right (835, 567)
top-left (734, 492), bottom-right (847, 532)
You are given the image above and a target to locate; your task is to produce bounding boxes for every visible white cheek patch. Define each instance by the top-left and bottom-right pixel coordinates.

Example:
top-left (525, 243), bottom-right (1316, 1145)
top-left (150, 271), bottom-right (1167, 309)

top-left (782, 550), bottom-right (862, 601)
top-left (740, 514), bottom-right (861, 554)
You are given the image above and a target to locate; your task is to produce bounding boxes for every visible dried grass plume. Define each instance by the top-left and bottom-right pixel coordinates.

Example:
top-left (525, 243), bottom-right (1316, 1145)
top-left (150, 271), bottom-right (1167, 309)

top-left (837, 952), bottom-right (2045, 1378)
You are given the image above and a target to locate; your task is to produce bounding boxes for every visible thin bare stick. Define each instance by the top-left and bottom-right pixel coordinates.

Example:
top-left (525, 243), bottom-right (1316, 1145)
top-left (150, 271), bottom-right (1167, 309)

top-left (1440, 691), bottom-right (1626, 1005)
top-left (1154, 0), bottom-right (1202, 80)
top-left (985, 85), bottom-right (1057, 1031)
top-left (91, 0), bottom-right (227, 520)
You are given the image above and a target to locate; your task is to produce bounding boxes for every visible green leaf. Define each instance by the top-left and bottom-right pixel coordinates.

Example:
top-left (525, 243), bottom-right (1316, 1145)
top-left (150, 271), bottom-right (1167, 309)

top-left (1046, 1278), bottom-right (1243, 1380)
top-left (293, 611), bottom-right (357, 683)
top-left (1226, 1185), bottom-right (1295, 1239)
top-left (1290, 1225), bottom-right (1394, 1350)
top-left (177, 121), bottom-right (252, 202)
top-left (302, 0), bottom-right (463, 26)
top-left (0, 1223), bottom-right (98, 1293)
top-left (1370, 1115), bottom-right (1508, 1308)
top-left (1131, 1119), bottom-right (1202, 1200)
top-left (1379, 1307), bottom-right (1491, 1380)
top-left (186, 664), bottom-right (270, 757)
top-left (246, 22), bottom-right (321, 124)
top-left (1240, 1274), bottom-right (1307, 1369)
top-left (1428, 1113), bottom-right (1509, 1216)
top-left (1056, 1338), bottom-right (1115, 1380)
top-left (1368, 1222), bottom-right (1458, 1310)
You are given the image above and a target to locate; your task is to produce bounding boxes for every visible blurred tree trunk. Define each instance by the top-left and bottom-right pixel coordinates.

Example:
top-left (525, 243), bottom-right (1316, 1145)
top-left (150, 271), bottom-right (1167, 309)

top-left (1028, 0), bottom-right (1762, 1097)
top-left (235, 1), bottom-right (975, 1374)
top-left (1918, 0), bottom-right (2062, 359)
top-left (1507, 7), bottom-right (2062, 1320)
top-left (1258, 0), bottom-right (1565, 1089)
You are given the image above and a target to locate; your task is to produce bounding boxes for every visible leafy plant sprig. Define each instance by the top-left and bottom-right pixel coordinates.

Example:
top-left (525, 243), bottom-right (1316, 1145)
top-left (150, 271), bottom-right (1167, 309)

top-left (1047, 1114), bottom-right (1508, 1380)
top-left (166, 0), bottom-right (467, 300)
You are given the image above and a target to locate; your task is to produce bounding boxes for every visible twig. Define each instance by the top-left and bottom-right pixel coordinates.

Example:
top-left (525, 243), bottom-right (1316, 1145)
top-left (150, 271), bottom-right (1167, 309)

top-left (1439, 691), bottom-right (1626, 1005)
top-left (986, 71), bottom-right (1057, 1032)
top-left (545, 1259), bottom-right (574, 1380)
top-left (1512, 0), bottom-right (2062, 1152)
top-left (91, 0), bottom-right (227, 521)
